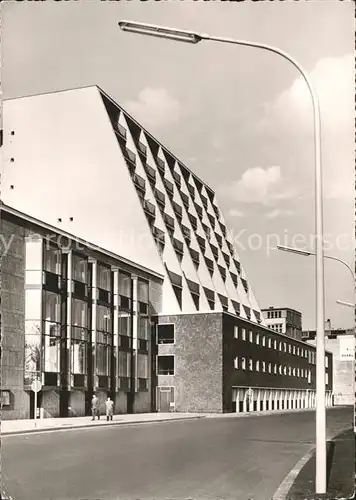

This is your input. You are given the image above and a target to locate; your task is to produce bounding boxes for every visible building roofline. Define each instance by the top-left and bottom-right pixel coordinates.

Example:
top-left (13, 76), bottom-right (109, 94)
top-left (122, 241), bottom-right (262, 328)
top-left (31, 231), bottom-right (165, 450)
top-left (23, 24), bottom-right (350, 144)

top-left (96, 86), bottom-right (216, 196)
top-left (156, 309), bottom-right (325, 350)
top-left (0, 203), bottom-right (164, 280)
top-left (2, 84), bottom-right (98, 102)
top-left (4, 85), bottom-right (216, 197)
top-left (261, 307), bottom-right (302, 315)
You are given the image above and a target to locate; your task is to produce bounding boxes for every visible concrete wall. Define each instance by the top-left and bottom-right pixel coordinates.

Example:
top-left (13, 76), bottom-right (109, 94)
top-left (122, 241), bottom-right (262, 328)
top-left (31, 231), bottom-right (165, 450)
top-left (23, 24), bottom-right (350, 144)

top-left (42, 390), bottom-right (60, 418)
top-left (115, 392), bottom-right (127, 414)
top-left (134, 391), bottom-right (151, 413)
top-left (69, 390), bottom-right (86, 417)
top-left (1, 217), bottom-right (28, 420)
top-left (157, 313), bottom-right (223, 413)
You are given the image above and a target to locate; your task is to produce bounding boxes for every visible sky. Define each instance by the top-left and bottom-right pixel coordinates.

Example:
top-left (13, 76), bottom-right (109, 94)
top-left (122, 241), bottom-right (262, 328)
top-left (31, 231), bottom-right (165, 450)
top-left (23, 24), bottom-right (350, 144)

top-left (2, 1), bottom-right (354, 330)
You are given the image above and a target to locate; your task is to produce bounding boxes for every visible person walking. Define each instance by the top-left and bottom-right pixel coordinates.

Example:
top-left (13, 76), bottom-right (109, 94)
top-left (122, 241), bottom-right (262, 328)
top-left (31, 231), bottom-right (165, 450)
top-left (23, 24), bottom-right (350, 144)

top-left (105, 397), bottom-right (114, 421)
top-left (91, 393), bottom-right (100, 420)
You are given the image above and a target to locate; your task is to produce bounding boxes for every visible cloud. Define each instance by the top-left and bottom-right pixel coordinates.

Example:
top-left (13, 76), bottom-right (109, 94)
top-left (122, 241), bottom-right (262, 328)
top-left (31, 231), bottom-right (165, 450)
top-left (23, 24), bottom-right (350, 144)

top-left (265, 209), bottom-right (294, 219)
top-left (223, 166), bottom-right (296, 205)
top-left (125, 88), bottom-right (180, 128)
top-left (228, 208), bottom-right (245, 217)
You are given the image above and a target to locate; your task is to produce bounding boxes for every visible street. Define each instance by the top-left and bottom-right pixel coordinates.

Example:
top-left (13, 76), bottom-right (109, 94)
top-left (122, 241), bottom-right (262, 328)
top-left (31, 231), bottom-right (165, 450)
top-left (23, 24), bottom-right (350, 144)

top-left (2, 407), bottom-right (352, 500)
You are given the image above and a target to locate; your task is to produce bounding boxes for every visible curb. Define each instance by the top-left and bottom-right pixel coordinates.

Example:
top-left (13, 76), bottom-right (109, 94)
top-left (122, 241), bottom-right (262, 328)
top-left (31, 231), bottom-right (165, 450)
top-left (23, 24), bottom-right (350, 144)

top-left (271, 427), bottom-right (353, 500)
top-left (1, 415), bottom-right (206, 436)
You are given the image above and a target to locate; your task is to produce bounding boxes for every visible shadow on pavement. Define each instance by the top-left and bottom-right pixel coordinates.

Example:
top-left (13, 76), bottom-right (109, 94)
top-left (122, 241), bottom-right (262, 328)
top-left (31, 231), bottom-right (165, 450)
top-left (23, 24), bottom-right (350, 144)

top-left (286, 428), bottom-right (355, 499)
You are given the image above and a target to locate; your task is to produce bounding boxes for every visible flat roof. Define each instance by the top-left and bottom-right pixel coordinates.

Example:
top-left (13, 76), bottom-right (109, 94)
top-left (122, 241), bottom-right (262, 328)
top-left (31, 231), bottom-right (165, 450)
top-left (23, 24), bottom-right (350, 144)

top-left (1, 203), bottom-right (164, 280)
top-left (261, 307), bottom-right (302, 315)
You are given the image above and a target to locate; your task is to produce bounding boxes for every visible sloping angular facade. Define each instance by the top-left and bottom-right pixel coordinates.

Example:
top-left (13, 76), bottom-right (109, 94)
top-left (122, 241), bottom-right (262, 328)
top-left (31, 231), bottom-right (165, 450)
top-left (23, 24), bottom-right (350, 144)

top-left (2, 86), bottom-right (263, 323)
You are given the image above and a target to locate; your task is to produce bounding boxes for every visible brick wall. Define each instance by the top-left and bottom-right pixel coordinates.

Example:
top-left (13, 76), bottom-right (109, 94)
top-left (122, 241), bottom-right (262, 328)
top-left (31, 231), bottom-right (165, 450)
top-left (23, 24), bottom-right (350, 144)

top-left (1, 218), bottom-right (28, 419)
top-left (158, 313), bottom-right (223, 413)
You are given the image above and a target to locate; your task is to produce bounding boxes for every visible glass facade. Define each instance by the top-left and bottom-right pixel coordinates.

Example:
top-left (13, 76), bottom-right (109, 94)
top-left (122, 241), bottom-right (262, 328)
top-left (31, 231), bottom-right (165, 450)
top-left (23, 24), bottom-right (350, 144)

top-left (22, 242), bottom-right (153, 399)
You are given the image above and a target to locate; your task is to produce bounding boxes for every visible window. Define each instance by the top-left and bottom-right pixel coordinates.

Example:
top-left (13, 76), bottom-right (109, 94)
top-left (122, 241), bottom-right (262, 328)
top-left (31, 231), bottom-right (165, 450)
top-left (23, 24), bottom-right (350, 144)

top-left (24, 327), bottom-right (41, 383)
top-left (72, 299), bottom-right (88, 328)
top-left (293, 346), bottom-right (296, 355)
top-left (288, 344), bottom-right (292, 354)
top-left (297, 347), bottom-right (300, 356)
top-left (242, 328), bottom-right (246, 341)
top-left (262, 336), bottom-right (266, 347)
top-left (268, 338), bottom-right (272, 348)
top-left (248, 359), bottom-right (253, 371)
top-left (283, 365), bottom-right (287, 375)
top-left (44, 244), bottom-right (61, 275)
top-left (157, 324), bottom-right (174, 344)
top-left (279, 365), bottom-right (282, 375)
top-left (138, 279), bottom-right (149, 303)
top-left (256, 360), bottom-right (260, 371)
top-left (138, 317), bottom-right (149, 340)
top-left (268, 362), bottom-right (272, 373)
top-left (97, 305), bottom-right (111, 333)
top-left (308, 370), bottom-right (312, 384)
top-left (118, 314), bottom-right (130, 336)
top-left (279, 342), bottom-right (282, 352)
top-left (233, 326), bottom-right (239, 339)
top-left (97, 265), bottom-right (111, 291)
top-left (288, 366), bottom-right (292, 376)
top-left (137, 353), bottom-right (149, 379)
top-left (71, 340), bottom-right (87, 374)
top-left (72, 254), bottom-right (88, 283)
top-left (241, 357), bottom-right (246, 370)
top-left (325, 355), bottom-right (328, 368)
top-left (157, 355), bottom-right (174, 375)
top-left (274, 364), bottom-right (277, 374)
top-left (297, 368), bottom-right (300, 377)
top-left (234, 357), bottom-right (238, 369)
top-left (292, 367), bottom-right (296, 376)
top-left (273, 340), bottom-right (277, 350)
top-left (119, 272), bottom-right (131, 297)
top-left (96, 343), bottom-right (111, 376)
top-left (43, 291), bottom-right (61, 323)
top-left (249, 331), bottom-right (253, 343)
top-left (118, 350), bottom-right (131, 377)
top-left (284, 342), bottom-right (287, 352)
top-left (262, 361), bottom-right (266, 372)
top-left (256, 333), bottom-right (260, 345)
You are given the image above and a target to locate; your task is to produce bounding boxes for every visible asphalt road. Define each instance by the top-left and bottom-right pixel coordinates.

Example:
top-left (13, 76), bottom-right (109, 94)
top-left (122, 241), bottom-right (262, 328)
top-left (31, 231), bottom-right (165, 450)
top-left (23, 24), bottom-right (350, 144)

top-left (2, 407), bottom-right (352, 500)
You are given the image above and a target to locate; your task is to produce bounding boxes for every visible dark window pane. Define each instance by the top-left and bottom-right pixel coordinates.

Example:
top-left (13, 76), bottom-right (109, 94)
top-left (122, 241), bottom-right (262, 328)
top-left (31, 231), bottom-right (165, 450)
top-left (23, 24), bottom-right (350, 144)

top-left (157, 324), bottom-right (174, 344)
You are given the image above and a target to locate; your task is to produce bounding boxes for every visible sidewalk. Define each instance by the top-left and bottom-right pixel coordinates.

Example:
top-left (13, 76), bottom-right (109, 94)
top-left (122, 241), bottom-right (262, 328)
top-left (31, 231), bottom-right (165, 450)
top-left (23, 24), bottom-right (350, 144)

top-left (285, 428), bottom-right (355, 499)
top-left (1, 412), bottom-right (205, 436)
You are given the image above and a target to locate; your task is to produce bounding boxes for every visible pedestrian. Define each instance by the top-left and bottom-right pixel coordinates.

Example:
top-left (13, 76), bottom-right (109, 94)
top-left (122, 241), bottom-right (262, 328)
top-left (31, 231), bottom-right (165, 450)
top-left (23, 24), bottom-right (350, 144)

top-left (91, 393), bottom-right (100, 420)
top-left (105, 397), bottom-right (114, 421)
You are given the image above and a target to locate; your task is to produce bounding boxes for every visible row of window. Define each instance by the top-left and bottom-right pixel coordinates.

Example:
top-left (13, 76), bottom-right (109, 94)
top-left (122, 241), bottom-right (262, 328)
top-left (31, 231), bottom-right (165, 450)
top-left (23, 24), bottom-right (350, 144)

top-left (233, 326), bottom-right (315, 362)
top-left (234, 357), bottom-right (312, 380)
top-left (25, 240), bottom-right (149, 301)
top-left (265, 310), bottom-right (283, 319)
top-left (268, 323), bottom-right (283, 333)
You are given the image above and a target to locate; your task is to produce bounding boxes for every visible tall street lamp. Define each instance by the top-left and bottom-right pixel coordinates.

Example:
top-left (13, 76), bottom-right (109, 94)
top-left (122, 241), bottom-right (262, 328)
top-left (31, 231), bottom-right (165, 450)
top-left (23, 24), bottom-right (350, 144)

top-left (118, 20), bottom-right (327, 493)
top-left (277, 245), bottom-right (354, 281)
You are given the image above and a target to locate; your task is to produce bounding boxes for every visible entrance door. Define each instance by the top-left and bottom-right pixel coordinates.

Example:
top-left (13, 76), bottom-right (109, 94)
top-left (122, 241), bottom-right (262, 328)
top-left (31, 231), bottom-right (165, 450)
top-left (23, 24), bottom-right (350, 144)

top-left (29, 391), bottom-right (42, 419)
top-left (158, 387), bottom-right (172, 412)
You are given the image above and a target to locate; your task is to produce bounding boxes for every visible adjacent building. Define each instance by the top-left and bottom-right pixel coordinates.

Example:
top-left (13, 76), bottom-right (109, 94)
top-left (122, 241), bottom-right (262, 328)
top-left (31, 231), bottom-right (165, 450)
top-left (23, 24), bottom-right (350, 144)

top-left (303, 328), bottom-right (354, 405)
top-left (262, 307), bottom-right (302, 340)
top-left (1, 86), bottom-right (334, 418)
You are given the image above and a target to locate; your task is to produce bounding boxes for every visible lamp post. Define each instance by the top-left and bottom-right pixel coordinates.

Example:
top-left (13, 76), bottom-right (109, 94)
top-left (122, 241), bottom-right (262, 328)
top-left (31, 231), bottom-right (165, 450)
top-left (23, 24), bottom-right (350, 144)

top-left (118, 20), bottom-right (327, 493)
top-left (277, 245), bottom-right (354, 281)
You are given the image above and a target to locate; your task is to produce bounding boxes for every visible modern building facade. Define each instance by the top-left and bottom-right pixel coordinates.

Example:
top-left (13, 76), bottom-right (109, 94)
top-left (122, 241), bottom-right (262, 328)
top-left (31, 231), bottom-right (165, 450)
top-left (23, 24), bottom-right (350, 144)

top-left (262, 307), bottom-right (302, 340)
top-left (303, 328), bottom-right (354, 405)
top-left (1, 204), bottom-right (163, 419)
top-left (155, 312), bottom-right (333, 413)
top-left (1, 86), bottom-right (335, 418)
